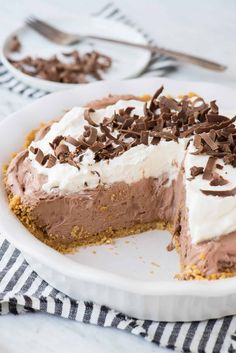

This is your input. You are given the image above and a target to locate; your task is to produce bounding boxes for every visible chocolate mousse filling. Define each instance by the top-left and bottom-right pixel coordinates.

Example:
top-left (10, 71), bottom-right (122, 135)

top-left (5, 89), bottom-right (236, 280)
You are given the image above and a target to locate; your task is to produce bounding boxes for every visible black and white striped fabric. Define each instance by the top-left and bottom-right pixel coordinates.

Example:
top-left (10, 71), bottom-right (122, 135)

top-left (0, 236), bottom-right (236, 353)
top-left (0, 2), bottom-right (177, 99)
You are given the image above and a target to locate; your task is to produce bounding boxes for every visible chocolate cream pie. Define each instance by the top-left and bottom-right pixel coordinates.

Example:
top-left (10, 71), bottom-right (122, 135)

top-left (5, 87), bottom-right (236, 280)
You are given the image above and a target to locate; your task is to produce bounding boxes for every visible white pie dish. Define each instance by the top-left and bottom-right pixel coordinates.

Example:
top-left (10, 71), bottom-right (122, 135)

top-left (1, 77), bottom-right (236, 322)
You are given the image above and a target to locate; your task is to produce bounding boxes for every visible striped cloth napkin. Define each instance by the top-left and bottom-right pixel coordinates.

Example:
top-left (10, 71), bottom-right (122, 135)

top-left (0, 235), bottom-right (236, 353)
top-left (0, 2), bottom-right (177, 99)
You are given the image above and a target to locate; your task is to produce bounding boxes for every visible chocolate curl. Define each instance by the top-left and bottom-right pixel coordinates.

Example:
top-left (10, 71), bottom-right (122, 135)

top-left (84, 126), bottom-right (97, 145)
top-left (100, 124), bottom-right (119, 143)
top-left (30, 146), bottom-right (44, 165)
top-left (32, 86), bottom-right (236, 173)
top-left (84, 108), bottom-right (98, 127)
top-left (191, 97), bottom-right (207, 112)
top-left (35, 148), bottom-right (44, 165)
top-left (45, 154), bottom-right (57, 168)
top-left (54, 144), bottom-right (69, 158)
top-left (29, 146), bottom-right (37, 154)
top-left (149, 86), bottom-right (164, 112)
top-left (209, 100), bottom-right (219, 114)
top-left (201, 187), bottom-right (236, 197)
top-left (50, 135), bottom-right (64, 150)
top-left (8, 50), bottom-right (112, 84)
top-left (65, 135), bottom-right (80, 147)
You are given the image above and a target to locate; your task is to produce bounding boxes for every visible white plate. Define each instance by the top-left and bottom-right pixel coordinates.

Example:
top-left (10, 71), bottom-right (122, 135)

top-left (0, 15), bottom-right (151, 92)
top-left (1, 77), bottom-right (236, 322)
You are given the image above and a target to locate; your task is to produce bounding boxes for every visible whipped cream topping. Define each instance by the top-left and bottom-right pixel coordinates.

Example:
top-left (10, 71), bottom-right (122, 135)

top-left (27, 100), bottom-right (236, 244)
top-left (185, 141), bottom-right (236, 243)
top-left (29, 100), bottom-right (187, 193)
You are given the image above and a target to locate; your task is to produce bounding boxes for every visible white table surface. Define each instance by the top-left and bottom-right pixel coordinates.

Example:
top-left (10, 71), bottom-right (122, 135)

top-left (0, 0), bottom-right (235, 352)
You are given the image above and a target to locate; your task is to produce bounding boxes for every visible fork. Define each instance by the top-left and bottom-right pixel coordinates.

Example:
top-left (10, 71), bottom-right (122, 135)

top-left (25, 16), bottom-right (227, 72)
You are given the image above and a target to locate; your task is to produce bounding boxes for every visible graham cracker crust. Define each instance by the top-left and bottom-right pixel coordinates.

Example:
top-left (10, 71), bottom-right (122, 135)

top-left (176, 264), bottom-right (236, 281)
top-left (6, 185), bottom-right (236, 280)
top-left (8, 192), bottom-right (171, 253)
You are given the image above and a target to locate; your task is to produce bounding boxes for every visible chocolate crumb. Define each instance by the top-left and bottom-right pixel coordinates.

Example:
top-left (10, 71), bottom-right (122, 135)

top-left (190, 166), bottom-right (204, 178)
top-left (9, 36), bottom-right (21, 52)
top-left (167, 241), bottom-right (175, 251)
top-left (209, 173), bottom-right (229, 186)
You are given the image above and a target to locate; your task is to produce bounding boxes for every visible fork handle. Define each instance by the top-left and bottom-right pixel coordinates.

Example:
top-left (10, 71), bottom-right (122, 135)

top-left (87, 35), bottom-right (226, 72)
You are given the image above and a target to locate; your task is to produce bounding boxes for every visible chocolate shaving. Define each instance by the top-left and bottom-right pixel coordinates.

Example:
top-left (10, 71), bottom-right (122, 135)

top-left (90, 141), bottom-right (105, 153)
top-left (45, 154), bottom-right (57, 168)
top-left (68, 158), bottom-right (80, 169)
top-left (65, 136), bottom-right (80, 146)
top-left (8, 50), bottom-right (112, 84)
top-left (50, 135), bottom-right (64, 150)
top-left (206, 114), bottom-right (228, 123)
top-left (216, 163), bottom-right (223, 170)
top-left (140, 131), bottom-right (149, 145)
top-left (9, 36), bottom-right (21, 52)
top-left (84, 126), bottom-right (97, 145)
top-left (151, 136), bottom-right (161, 145)
top-left (78, 154), bottom-right (84, 162)
top-left (124, 107), bottom-right (135, 115)
top-left (55, 144), bottom-right (69, 157)
top-left (192, 97), bottom-right (207, 112)
top-left (203, 157), bottom-right (216, 180)
top-left (84, 108), bottom-right (98, 127)
top-left (30, 145), bottom-right (57, 168)
top-left (100, 125), bottom-right (119, 143)
top-left (35, 148), bottom-right (44, 165)
top-left (201, 132), bottom-right (218, 151)
top-left (31, 86), bottom-right (236, 179)
top-left (149, 86), bottom-right (163, 111)
top-left (209, 173), bottom-right (229, 186)
top-left (209, 100), bottom-right (219, 114)
top-left (201, 187), bottom-right (236, 197)
top-left (29, 146), bottom-right (37, 154)
top-left (190, 166), bottom-right (204, 178)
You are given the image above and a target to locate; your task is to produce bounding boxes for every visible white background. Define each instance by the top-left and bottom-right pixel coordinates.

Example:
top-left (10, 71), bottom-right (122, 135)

top-left (0, 0), bottom-right (235, 352)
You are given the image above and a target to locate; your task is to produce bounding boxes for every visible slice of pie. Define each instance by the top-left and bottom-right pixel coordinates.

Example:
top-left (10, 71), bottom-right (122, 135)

top-left (5, 86), bottom-right (236, 279)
